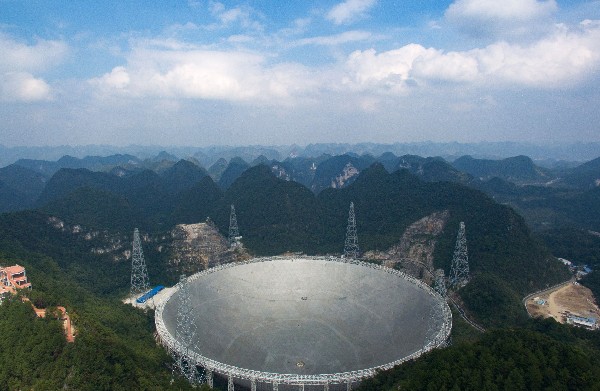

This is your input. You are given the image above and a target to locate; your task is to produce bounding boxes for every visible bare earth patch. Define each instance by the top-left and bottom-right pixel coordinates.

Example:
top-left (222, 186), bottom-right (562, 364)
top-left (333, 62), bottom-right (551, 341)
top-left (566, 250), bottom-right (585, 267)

top-left (527, 282), bottom-right (600, 324)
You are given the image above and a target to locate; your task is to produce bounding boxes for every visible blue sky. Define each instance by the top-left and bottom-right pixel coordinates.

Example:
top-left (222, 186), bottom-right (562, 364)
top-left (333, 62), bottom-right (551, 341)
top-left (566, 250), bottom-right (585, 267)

top-left (1, 0), bottom-right (599, 147)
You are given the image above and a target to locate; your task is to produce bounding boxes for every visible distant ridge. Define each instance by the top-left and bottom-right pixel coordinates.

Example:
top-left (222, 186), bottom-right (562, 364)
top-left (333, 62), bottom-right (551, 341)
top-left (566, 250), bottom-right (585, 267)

top-left (14, 154), bottom-right (141, 177)
top-left (559, 156), bottom-right (600, 189)
top-left (2, 141), bottom-right (600, 168)
top-left (452, 155), bottom-right (551, 183)
top-left (218, 157), bottom-right (250, 189)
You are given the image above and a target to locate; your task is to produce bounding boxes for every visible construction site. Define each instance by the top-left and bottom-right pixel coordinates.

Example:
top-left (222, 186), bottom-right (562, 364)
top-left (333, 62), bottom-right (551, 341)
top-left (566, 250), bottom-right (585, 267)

top-left (526, 279), bottom-right (600, 330)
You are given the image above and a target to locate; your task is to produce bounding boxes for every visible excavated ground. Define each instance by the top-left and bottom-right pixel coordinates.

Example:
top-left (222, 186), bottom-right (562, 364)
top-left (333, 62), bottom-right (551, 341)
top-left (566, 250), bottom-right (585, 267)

top-left (527, 282), bottom-right (600, 323)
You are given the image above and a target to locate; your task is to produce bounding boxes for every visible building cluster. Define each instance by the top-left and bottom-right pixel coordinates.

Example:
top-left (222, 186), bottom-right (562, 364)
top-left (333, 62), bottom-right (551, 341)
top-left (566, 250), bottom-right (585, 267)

top-left (566, 314), bottom-right (598, 330)
top-left (0, 264), bottom-right (31, 303)
top-left (558, 258), bottom-right (594, 279)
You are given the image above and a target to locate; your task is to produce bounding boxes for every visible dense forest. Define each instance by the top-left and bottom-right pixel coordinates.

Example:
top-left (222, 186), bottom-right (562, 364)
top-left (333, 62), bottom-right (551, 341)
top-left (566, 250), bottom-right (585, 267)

top-left (358, 319), bottom-right (600, 391)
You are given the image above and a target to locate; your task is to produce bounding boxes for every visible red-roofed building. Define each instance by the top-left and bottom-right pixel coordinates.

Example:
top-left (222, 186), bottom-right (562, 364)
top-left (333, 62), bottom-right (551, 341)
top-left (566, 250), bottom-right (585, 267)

top-left (0, 264), bottom-right (31, 302)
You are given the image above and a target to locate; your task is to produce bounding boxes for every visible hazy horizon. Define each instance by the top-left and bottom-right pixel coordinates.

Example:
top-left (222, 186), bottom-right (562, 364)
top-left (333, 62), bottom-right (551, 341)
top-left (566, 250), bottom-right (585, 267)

top-left (1, 1), bottom-right (599, 147)
top-left (1, 140), bottom-right (599, 168)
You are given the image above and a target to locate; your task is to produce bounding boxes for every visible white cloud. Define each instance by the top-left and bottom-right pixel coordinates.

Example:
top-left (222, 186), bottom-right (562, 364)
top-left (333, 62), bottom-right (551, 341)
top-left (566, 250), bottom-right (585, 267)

top-left (89, 20), bottom-right (600, 109)
top-left (342, 21), bottom-right (600, 91)
top-left (0, 72), bottom-right (51, 102)
top-left (342, 45), bottom-right (431, 93)
top-left (208, 1), bottom-right (263, 31)
top-left (472, 23), bottom-right (600, 86)
top-left (227, 34), bottom-right (254, 44)
top-left (0, 33), bottom-right (66, 103)
top-left (277, 18), bottom-right (312, 38)
top-left (447, 0), bottom-right (557, 21)
top-left (0, 33), bottom-right (68, 73)
top-left (327, 0), bottom-right (377, 25)
top-left (90, 45), bottom-right (317, 103)
top-left (412, 51), bottom-right (479, 82)
top-left (445, 0), bottom-right (558, 37)
top-left (95, 66), bottom-right (130, 89)
top-left (342, 44), bottom-right (479, 94)
top-left (164, 22), bottom-right (200, 36)
top-left (295, 30), bottom-right (372, 46)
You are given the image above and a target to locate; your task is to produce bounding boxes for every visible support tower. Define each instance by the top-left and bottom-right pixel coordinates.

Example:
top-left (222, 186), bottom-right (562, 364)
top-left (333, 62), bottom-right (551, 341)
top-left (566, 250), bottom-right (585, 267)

top-left (449, 222), bottom-right (469, 288)
top-left (344, 202), bottom-right (360, 259)
top-left (433, 269), bottom-right (447, 298)
top-left (172, 274), bottom-right (199, 384)
top-left (130, 228), bottom-right (150, 298)
top-left (425, 299), bottom-right (449, 349)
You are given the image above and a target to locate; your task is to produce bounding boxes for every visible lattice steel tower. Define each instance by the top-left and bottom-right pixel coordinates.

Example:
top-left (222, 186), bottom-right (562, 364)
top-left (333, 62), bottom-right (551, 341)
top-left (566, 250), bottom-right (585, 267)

top-left (449, 222), bottom-right (469, 288)
top-left (130, 228), bottom-right (150, 298)
top-left (172, 274), bottom-right (199, 384)
top-left (228, 204), bottom-right (240, 247)
top-left (344, 202), bottom-right (360, 259)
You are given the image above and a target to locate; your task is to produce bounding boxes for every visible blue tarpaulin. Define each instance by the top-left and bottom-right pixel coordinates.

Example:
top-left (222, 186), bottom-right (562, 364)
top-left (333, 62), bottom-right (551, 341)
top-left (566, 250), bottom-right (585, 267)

top-left (136, 285), bottom-right (165, 304)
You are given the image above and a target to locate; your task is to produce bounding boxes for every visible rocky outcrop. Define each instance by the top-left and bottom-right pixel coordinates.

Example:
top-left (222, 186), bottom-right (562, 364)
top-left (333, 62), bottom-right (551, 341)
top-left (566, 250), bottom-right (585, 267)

top-left (168, 219), bottom-right (250, 275)
top-left (330, 163), bottom-right (359, 189)
top-left (363, 210), bottom-right (450, 284)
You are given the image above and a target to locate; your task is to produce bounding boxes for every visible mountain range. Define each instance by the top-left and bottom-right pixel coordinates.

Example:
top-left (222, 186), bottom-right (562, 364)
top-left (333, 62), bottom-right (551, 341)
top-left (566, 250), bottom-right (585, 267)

top-left (2, 150), bottom-right (599, 231)
top-left (3, 141), bottom-right (600, 168)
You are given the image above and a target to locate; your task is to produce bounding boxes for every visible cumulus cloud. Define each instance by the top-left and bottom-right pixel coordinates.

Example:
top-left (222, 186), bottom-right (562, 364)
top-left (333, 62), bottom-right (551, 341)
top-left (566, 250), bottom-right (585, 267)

top-left (342, 21), bottom-right (600, 92)
top-left (89, 20), bottom-right (600, 108)
top-left (0, 72), bottom-right (51, 102)
top-left (208, 1), bottom-right (263, 31)
top-left (473, 23), bottom-right (600, 86)
top-left (95, 66), bottom-right (130, 89)
top-left (327, 0), bottom-right (377, 25)
top-left (0, 33), bottom-right (68, 73)
top-left (342, 45), bottom-right (431, 93)
top-left (0, 33), bottom-right (66, 103)
top-left (90, 45), bottom-right (318, 103)
top-left (342, 44), bottom-right (483, 94)
top-left (445, 0), bottom-right (558, 37)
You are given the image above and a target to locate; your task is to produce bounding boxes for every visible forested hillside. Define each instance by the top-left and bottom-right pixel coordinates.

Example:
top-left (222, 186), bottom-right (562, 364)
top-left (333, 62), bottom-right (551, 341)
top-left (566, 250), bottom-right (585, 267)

top-left (358, 319), bottom-right (600, 391)
top-left (0, 218), bottom-right (192, 390)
